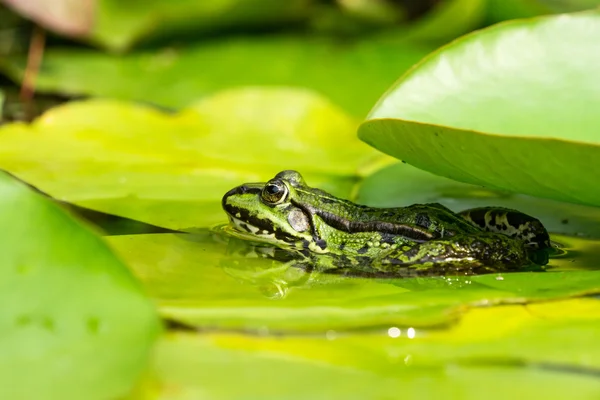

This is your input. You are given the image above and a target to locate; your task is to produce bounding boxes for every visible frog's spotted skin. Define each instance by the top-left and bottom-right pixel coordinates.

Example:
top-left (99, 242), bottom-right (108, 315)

top-left (458, 207), bottom-right (551, 249)
top-left (221, 170), bottom-right (550, 275)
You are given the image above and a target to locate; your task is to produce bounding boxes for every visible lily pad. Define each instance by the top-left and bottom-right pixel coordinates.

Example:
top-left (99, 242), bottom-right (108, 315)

top-left (0, 88), bottom-right (380, 229)
top-left (106, 229), bottom-right (600, 332)
top-left (0, 35), bottom-right (434, 116)
top-left (133, 298), bottom-right (600, 399)
top-left (0, 171), bottom-right (160, 399)
top-left (358, 10), bottom-right (600, 207)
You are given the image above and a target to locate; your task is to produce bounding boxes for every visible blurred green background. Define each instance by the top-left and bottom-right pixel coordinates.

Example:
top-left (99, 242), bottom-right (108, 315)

top-left (2, 1), bottom-right (600, 399)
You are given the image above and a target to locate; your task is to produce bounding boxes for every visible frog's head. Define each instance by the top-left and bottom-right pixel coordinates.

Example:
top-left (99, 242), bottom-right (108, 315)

top-left (222, 170), bottom-right (315, 248)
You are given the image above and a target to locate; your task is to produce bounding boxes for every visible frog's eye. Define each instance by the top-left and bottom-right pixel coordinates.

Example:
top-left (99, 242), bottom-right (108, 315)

top-left (261, 180), bottom-right (289, 205)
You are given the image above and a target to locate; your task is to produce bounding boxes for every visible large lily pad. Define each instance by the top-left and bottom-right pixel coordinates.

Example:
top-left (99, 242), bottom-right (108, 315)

top-left (0, 35), bottom-right (434, 116)
top-left (106, 228), bottom-right (600, 332)
top-left (358, 10), bottom-right (600, 207)
top-left (0, 171), bottom-right (160, 399)
top-left (132, 298), bottom-right (600, 399)
top-left (0, 88), bottom-right (381, 229)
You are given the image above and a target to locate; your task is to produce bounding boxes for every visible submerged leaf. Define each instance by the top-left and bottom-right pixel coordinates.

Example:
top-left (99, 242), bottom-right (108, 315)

top-left (359, 10), bottom-right (600, 207)
top-left (0, 171), bottom-right (160, 400)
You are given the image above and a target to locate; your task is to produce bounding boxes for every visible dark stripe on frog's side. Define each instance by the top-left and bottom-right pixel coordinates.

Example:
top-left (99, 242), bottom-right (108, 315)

top-left (291, 199), bottom-right (435, 242)
top-left (315, 209), bottom-right (435, 241)
top-left (357, 245), bottom-right (369, 254)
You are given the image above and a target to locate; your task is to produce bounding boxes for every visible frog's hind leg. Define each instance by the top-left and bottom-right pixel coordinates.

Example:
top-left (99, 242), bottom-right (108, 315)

top-left (458, 207), bottom-right (550, 249)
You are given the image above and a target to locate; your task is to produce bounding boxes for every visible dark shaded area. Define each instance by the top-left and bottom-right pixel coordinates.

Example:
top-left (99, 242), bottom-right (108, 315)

top-left (3, 170), bottom-right (180, 235)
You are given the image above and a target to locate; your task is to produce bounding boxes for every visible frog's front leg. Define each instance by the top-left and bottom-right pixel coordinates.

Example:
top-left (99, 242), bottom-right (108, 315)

top-left (458, 207), bottom-right (550, 249)
top-left (373, 232), bottom-right (539, 276)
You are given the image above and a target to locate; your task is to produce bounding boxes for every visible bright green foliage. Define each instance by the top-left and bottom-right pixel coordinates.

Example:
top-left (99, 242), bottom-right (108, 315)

top-left (0, 88), bottom-right (382, 229)
top-left (359, 10), bottom-right (600, 207)
top-left (91, 0), bottom-right (312, 51)
top-left (0, 35), bottom-right (434, 116)
top-left (0, 171), bottom-right (160, 400)
top-left (486, 0), bottom-right (600, 22)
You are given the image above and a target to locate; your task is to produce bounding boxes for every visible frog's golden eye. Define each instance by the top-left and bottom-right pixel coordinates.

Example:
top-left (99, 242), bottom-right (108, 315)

top-left (261, 180), bottom-right (288, 205)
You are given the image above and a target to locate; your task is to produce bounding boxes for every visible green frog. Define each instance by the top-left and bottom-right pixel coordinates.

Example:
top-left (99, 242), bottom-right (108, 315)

top-left (221, 170), bottom-right (551, 276)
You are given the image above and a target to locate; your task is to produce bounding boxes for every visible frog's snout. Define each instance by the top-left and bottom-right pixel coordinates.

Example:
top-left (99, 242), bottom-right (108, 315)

top-left (221, 183), bottom-right (263, 213)
top-left (221, 186), bottom-right (244, 212)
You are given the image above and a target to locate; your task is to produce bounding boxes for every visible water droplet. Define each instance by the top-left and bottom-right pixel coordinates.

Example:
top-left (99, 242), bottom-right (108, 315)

top-left (387, 327), bottom-right (401, 338)
top-left (496, 275), bottom-right (504, 281)
top-left (407, 327), bottom-right (416, 339)
top-left (257, 326), bottom-right (270, 336)
top-left (259, 282), bottom-right (288, 299)
top-left (404, 354), bottom-right (413, 366)
top-left (325, 330), bottom-right (337, 340)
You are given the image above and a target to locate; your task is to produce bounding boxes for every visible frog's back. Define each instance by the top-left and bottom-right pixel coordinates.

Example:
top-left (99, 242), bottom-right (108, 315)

top-left (297, 186), bottom-right (480, 240)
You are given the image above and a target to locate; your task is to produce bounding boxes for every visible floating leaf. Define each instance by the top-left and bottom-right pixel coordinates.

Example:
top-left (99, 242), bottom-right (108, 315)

top-left (134, 298), bottom-right (600, 399)
top-left (0, 171), bottom-right (160, 400)
top-left (0, 88), bottom-right (380, 229)
top-left (358, 10), bottom-right (600, 207)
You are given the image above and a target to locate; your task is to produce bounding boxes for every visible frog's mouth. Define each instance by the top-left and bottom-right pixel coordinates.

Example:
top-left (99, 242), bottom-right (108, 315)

top-left (226, 215), bottom-right (278, 242)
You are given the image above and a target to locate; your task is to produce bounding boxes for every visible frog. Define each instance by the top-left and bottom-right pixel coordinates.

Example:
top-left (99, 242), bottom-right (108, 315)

top-left (221, 170), bottom-right (551, 276)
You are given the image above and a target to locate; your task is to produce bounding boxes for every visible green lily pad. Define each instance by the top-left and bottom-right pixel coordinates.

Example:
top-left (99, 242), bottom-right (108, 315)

top-left (106, 228), bottom-right (600, 332)
top-left (356, 162), bottom-right (600, 238)
top-left (0, 35), bottom-right (434, 116)
top-left (0, 171), bottom-right (160, 399)
top-left (0, 88), bottom-right (380, 229)
top-left (358, 10), bottom-right (600, 207)
top-left (133, 298), bottom-right (600, 399)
